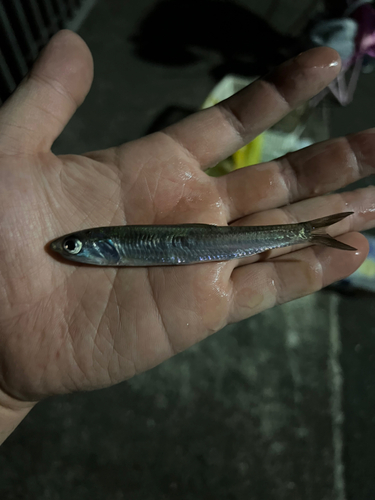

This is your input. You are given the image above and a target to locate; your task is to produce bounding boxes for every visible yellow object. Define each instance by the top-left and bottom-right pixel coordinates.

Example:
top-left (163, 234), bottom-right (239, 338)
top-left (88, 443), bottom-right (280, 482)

top-left (202, 75), bottom-right (264, 176)
top-left (232, 134), bottom-right (263, 169)
top-left (205, 134), bottom-right (264, 177)
top-left (356, 257), bottom-right (375, 277)
top-left (202, 75), bottom-right (311, 177)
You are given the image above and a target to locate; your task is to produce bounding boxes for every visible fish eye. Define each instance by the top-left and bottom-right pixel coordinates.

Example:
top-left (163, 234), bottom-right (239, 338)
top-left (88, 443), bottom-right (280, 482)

top-left (63, 237), bottom-right (82, 255)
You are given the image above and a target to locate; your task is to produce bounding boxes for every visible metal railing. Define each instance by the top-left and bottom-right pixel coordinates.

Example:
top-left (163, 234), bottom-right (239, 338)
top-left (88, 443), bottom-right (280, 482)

top-left (0, 0), bottom-right (96, 103)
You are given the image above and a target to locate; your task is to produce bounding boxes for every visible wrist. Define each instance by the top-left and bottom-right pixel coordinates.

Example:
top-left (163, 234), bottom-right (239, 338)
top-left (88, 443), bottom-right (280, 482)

top-left (0, 389), bottom-right (35, 445)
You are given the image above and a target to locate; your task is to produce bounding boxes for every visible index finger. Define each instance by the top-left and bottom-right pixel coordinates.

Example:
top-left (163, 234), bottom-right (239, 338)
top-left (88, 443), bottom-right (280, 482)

top-left (163, 48), bottom-right (341, 170)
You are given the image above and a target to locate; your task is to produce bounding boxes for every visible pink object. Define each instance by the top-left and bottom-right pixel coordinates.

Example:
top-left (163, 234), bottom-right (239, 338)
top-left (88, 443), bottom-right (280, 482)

top-left (351, 3), bottom-right (375, 58)
top-left (313, 2), bottom-right (375, 106)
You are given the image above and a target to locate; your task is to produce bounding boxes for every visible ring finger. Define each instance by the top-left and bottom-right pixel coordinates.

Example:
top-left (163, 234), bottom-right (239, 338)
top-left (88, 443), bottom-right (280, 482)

top-left (217, 128), bottom-right (375, 223)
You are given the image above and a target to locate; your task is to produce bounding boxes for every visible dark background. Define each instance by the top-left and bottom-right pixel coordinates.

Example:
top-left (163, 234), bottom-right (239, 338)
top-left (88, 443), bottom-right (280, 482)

top-left (1, 0), bottom-right (375, 498)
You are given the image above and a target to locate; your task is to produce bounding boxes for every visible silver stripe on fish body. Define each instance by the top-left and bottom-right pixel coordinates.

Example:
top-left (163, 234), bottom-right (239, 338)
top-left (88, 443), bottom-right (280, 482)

top-left (49, 212), bottom-right (356, 266)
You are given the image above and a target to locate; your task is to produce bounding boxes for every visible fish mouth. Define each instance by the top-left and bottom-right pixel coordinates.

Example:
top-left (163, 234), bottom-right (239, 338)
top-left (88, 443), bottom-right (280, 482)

top-left (50, 239), bottom-right (62, 253)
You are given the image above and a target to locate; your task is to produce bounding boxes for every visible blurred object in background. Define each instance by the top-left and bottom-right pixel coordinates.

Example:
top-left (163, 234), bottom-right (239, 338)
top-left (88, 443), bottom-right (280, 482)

top-left (265, 0), bottom-right (375, 106)
top-left (0, 0), bottom-right (97, 104)
top-left (202, 75), bottom-right (329, 176)
top-left (309, 0), bottom-right (375, 105)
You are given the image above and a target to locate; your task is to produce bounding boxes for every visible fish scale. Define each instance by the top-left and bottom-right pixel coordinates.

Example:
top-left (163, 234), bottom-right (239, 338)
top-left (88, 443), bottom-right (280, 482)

top-left (49, 212), bottom-right (356, 267)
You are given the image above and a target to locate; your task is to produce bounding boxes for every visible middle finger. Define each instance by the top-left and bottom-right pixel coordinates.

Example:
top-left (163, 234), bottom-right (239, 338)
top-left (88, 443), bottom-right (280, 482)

top-left (217, 128), bottom-right (375, 222)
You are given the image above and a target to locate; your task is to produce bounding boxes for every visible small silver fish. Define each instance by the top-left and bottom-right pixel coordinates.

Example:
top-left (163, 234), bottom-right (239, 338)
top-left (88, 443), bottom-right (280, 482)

top-left (49, 212), bottom-right (355, 266)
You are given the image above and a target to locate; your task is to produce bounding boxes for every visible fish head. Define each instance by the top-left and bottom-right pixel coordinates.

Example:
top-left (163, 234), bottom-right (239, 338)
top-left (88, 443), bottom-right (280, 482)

top-left (50, 229), bottom-right (120, 266)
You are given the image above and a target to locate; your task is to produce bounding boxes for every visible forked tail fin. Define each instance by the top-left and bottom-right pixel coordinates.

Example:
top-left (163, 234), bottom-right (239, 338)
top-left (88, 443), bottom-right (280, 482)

top-left (307, 212), bottom-right (357, 251)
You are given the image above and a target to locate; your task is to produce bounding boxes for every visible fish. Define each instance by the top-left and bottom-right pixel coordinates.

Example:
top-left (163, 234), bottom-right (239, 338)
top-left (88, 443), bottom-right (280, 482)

top-left (49, 212), bottom-right (356, 266)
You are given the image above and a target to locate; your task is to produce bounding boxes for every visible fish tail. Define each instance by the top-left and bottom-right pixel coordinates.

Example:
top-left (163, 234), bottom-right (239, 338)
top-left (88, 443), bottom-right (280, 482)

top-left (308, 211), bottom-right (354, 229)
top-left (307, 211), bottom-right (357, 251)
top-left (309, 233), bottom-right (357, 251)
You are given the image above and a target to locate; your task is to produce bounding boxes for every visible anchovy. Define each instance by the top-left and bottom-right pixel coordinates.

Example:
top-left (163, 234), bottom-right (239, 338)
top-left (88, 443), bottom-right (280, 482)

top-left (49, 212), bottom-right (355, 266)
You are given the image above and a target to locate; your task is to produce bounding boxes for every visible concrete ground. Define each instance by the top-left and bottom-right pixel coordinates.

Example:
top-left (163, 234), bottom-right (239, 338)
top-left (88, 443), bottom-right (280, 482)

top-left (1, 0), bottom-right (375, 498)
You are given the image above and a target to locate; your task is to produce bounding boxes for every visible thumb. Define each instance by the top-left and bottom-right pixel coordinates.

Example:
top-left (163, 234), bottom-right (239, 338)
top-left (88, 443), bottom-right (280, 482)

top-left (0, 30), bottom-right (93, 154)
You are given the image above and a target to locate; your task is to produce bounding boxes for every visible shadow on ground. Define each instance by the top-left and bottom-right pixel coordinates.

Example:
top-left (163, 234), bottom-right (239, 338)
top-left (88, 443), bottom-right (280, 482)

top-left (131, 0), bottom-right (294, 81)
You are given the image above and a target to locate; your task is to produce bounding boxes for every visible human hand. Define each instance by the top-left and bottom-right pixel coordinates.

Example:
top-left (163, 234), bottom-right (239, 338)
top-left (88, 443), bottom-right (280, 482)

top-left (1, 31), bottom-right (374, 440)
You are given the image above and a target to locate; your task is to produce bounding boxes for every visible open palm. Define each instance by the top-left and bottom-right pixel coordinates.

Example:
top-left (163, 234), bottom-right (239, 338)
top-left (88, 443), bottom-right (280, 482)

top-left (1, 31), bottom-right (374, 420)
